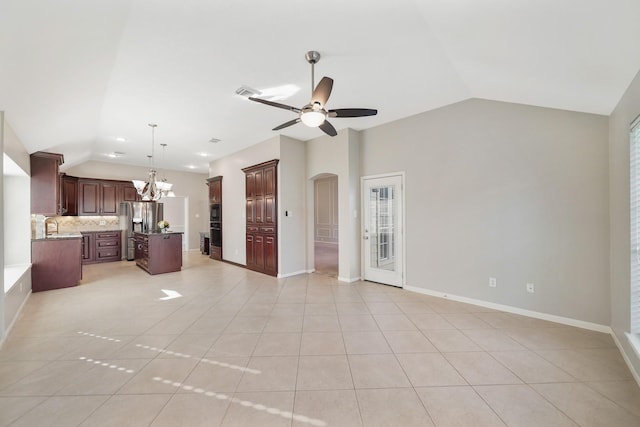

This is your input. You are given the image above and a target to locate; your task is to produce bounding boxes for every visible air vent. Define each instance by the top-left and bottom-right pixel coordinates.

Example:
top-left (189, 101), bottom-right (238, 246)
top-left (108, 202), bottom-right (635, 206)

top-left (209, 138), bottom-right (221, 144)
top-left (235, 85), bottom-right (261, 98)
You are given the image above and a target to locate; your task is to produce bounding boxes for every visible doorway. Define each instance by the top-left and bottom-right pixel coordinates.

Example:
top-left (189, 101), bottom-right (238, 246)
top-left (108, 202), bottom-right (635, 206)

top-left (314, 175), bottom-right (339, 276)
top-left (362, 173), bottom-right (405, 287)
top-left (160, 196), bottom-right (189, 251)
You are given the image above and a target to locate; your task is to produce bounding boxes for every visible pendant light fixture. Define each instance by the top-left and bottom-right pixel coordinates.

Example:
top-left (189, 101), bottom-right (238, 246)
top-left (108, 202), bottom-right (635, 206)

top-left (157, 143), bottom-right (175, 197)
top-left (132, 123), bottom-right (162, 201)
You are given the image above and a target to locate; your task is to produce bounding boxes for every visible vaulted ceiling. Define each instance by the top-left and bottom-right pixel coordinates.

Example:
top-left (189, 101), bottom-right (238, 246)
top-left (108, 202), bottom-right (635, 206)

top-left (1, 0), bottom-right (639, 173)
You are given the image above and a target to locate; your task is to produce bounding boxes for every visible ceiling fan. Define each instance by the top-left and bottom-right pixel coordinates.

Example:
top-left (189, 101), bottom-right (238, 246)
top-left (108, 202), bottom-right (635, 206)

top-left (248, 51), bottom-right (378, 137)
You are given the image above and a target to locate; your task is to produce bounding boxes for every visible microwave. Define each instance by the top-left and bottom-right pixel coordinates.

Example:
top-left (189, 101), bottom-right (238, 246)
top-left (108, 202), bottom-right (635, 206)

top-left (210, 204), bottom-right (221, 222)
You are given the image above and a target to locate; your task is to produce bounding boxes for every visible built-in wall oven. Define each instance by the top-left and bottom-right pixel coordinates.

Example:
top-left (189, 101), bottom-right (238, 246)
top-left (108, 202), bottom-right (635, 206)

top-left (210, 222), bottom-right (222, 247)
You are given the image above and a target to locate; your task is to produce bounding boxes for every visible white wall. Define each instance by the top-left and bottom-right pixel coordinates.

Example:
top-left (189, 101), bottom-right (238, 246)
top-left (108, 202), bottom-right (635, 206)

top-left (64, 161), bottom-right (208, 250)
top-left (306, 129), bottom-right (361, 281)
top-left (279, 136), bottom-right (307, 276)
top-left (209, 137), bottom-right (280, 266)
top-left (1, 115), bottom-right (33, 343)
top-left (361, 99), bottom-right (610, 325)
top-left (609, 68), bottom-right (640, 378)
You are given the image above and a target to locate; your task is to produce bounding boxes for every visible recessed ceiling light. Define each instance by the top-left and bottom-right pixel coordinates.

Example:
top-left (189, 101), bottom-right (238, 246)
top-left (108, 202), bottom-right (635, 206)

top-left (106, 151), bottom-right (125, 158)
top-left (185, 164), bottom-right (197, 170)
top-left (197, 152), bottom-right (210, 157)
top-left (115, 137), bottom-right (126, 142)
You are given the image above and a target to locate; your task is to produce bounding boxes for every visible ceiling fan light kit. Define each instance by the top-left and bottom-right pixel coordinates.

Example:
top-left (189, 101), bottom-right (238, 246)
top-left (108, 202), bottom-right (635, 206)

top-left (247, 50), bottom-right (377, 137)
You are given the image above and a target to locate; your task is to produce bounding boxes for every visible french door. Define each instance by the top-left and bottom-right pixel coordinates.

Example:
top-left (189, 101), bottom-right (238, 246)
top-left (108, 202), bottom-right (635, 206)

top-left (362, 174), bottom-right (404, 287)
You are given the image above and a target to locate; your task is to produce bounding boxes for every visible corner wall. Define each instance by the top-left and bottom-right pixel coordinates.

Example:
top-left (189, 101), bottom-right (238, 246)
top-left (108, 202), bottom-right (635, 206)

top-left (609, 68), bottom-right (640, 378)
top-left (361, 98), bottom-right (610, 325)
top-left (306, 129), bottom-right (361, 281)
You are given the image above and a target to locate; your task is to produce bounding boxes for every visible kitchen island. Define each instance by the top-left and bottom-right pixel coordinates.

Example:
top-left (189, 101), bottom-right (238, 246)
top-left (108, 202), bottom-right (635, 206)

top-left (134, 231), bottom-right (183, 275)
top-left (31, 234), bottom-right (83, 292)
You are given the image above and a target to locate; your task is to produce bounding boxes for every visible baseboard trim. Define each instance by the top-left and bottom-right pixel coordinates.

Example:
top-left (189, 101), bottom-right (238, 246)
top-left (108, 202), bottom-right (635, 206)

top-left (404, 285), bottom-right (611, 333)
top-left (338, 276), bottom-right (361, 283)
top-left (0, 289), bottom-right (32, 349)
top-left (278, 270), bottom-right (308, 278)
top-left (613, 332), bottom-right (640, 387)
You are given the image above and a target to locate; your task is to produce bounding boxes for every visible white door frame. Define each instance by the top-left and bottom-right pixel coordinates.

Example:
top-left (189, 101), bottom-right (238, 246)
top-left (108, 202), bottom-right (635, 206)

top-left (361, 172), bottom-right (406, 287)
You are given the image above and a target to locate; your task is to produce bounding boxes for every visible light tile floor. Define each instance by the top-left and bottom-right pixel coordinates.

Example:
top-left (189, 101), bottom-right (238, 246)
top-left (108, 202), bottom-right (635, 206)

top-left (1, 252), bottom-right (639, 426)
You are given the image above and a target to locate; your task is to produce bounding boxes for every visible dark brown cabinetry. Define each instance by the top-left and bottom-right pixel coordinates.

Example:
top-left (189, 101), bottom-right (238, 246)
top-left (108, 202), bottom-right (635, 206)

top-left (81, 233), bottom-right (95, 263)
top-left (30, 152), bottom-right (64, 215)
top-left (208, 176), bottom-right (222, 204)
top-left (135, 232), bottom-right (183, 275)
top-left (120, 182), bottom-right (140, 202)
top-left (207, 176), bottom-right (223, 261)
top-left (81, 230), bottom-right (121, 264)
top-left (78, 179), bottom-right (119, 215)
top-left (60, 174), bottom-right (78, 216)
top-left (243, 160), bottom-right (278, 276)
top-left (32, 238), bottom-right (82, 292)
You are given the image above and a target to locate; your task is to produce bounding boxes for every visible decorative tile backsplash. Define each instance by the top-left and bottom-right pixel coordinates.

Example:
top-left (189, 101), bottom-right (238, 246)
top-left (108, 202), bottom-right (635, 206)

top-left (31, 215), bottom-right (120, 236)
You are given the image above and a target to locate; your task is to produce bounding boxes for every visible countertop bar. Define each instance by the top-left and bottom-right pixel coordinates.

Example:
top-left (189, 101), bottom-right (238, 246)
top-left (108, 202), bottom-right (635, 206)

top-left (32, 233), bottom-right (83, 241)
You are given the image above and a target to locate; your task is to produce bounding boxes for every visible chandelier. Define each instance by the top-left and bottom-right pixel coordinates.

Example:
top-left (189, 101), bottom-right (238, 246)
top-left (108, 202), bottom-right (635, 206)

top-left (131, 123), bottom-right (173, 201)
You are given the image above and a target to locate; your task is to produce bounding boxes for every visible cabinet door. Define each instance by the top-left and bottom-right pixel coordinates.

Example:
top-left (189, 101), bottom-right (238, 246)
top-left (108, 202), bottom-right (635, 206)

top-left (246, 199), bottom-right (255, 223)
top-left (264, 165), bottom-right (276, 196)
top-left (246, 234), bottom-right (255, 269)
top-left (30, 153), bottom-right (63, 215)
top-left (61, 176), bottom-right (78, 216)
top-left (254, 170), bottom-right (264, 196)
top-left (209, 179), bottom-right (221, 204)
top-left (264, 195), bottom-right (275, 225)
top-left (121, 183), bottom-right (139, 202)
top-left (79, 181), bottom-right (100, 215)
top-left (254, 234), bottom-right (265, 270)
top-left (245, 172), bottom-right (255, 198)
top-left (255, 197), bottom-right (264, 224)
top-left (81, 233), bottom-right (95, 263)
top-left (264, 235), bottom-right (277, 274)
top-left (101, 182), bottom-right (118, 214)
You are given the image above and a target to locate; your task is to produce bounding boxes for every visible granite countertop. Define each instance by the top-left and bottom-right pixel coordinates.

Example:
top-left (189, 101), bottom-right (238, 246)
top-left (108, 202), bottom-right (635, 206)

top-left (134, 231), bottom-right (183, 235)
top-left (32, 233), bottom-right (83, 241)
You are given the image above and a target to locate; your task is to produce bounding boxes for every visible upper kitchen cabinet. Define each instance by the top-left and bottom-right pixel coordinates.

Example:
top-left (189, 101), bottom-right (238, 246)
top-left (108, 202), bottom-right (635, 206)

top-left (59, 174), bottom-right (78, 216)
top-left (120, 182), bottom-right (140, 202)
top-left (78, 179), bottom-right (119, 215)
top-left (30, 152), bottom-right (64, 215)
top-left (207, 176), bottom-right (222, 204)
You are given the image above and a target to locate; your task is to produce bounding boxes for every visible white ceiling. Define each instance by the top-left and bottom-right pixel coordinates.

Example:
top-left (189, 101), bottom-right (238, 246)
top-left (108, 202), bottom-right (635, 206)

top-left (1, 0), bottom-right (639, 173)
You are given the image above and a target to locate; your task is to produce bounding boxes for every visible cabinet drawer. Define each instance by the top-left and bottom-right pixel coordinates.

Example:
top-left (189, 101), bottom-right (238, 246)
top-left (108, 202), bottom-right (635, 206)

top-left (97, 239), bottom-right (119, 248)
top-left (260, 227), bottom-right (275, 234)
top-left (96, 232), bottom-right (120, 239)
top-left (247, 226), bottom-right (259, 232)
top-left (97, 248), bottom-right (120, 260)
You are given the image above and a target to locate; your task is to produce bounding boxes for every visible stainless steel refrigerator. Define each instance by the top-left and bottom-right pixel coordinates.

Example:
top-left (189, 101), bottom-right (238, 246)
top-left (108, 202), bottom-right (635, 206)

top-left (119, 201), bottom-right (164, 260)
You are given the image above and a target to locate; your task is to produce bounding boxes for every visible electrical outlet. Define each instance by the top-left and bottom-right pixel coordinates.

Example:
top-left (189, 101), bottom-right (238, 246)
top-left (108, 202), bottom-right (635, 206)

top-left (526, 283), bottom-right (535, 293)
top-left (489, 277), bottom-right (497, 288)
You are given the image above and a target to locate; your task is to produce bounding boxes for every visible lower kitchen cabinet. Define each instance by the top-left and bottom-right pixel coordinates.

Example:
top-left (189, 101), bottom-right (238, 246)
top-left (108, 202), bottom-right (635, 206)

top-left (32, 238), bottom-right (82, 292)
top-left (81, 230), bottom-right (121, 264)
top-left (135, 232), bottom-right (183, 275)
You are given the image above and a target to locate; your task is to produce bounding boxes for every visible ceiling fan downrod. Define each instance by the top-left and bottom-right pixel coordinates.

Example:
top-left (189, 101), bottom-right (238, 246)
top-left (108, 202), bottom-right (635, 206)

top-left (305, 51), bottom-right (321, 96)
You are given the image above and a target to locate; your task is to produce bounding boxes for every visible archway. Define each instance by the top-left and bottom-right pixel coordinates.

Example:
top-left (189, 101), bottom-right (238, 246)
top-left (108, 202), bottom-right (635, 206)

top-left (312, 174), bottom-right (339, 276)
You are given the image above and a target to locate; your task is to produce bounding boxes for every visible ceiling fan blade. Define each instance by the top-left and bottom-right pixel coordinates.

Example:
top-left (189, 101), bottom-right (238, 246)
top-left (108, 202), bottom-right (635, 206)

top-left (319, 120), bottom-right (337, 137)
top-left (328, 108), bottom-right (378, 118)
top-left (249, 97), bottom-right (301, 113)
top-left (273, 118), bottom-right (301, 131)
top-left (311, 77), bottom-right (333, 106)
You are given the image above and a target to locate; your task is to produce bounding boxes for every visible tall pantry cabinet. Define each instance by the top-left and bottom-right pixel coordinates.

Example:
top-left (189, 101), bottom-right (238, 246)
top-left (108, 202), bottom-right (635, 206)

top-left (242, 159), bottom-right (278, 276)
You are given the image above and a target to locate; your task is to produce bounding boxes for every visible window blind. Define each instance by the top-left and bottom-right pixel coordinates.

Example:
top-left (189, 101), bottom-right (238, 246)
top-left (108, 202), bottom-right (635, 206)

top-left (630, 118), bottom-right (640, 333)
